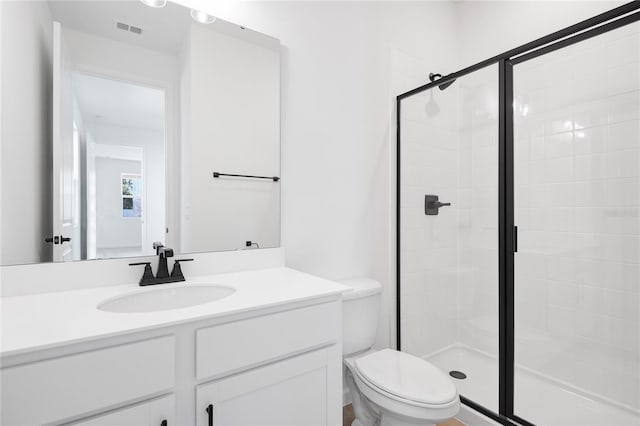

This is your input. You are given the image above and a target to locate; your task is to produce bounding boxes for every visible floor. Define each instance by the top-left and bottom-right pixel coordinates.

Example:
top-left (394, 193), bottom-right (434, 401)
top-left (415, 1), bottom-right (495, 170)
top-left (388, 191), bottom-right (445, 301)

top-left (427, 345), bottom-right (640, 426)
top-left (343, 404), bottom-right (465, 426)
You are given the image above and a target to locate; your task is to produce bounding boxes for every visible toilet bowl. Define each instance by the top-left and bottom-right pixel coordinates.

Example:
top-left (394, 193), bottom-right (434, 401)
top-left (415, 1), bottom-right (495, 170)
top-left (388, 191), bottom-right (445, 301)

top-left (341, 278), bottom-right (460, 426)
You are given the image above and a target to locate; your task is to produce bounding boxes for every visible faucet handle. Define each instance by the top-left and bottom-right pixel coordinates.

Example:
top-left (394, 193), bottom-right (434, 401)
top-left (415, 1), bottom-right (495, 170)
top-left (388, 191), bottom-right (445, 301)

top-left (129, 262), bottom-right (155, 285)
top-left (171, 258), bottom-right (194, 279)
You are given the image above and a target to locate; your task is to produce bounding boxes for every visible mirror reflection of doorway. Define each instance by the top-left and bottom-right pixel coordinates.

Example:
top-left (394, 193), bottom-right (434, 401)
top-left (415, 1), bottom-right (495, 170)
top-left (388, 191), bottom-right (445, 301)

top-left (72, 73), bottom-right (166, 259)
top-left (94, 153), bottom-right (142, 258)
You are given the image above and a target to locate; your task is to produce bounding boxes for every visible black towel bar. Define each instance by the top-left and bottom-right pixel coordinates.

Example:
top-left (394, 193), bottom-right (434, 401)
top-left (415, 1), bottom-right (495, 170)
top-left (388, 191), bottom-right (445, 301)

top-left (213, 172), bottom-right (280, 182)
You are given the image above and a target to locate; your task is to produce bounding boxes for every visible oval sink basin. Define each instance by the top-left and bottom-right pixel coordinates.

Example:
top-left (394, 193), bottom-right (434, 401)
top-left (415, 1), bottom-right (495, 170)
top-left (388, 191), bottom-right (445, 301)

top-left (97, 285), bottom-right (235, 313)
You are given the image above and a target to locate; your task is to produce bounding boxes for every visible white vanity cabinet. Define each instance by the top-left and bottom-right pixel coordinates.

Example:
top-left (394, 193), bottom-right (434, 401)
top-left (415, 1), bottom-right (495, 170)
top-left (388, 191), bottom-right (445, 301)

top-left (196, 349), bottom-right (331, 426)
top-left (67, 395), bottom-right (175, 426)
top-left (1, 299), bottom-right (343, 426)
top-left (194, 302), bottom-right (341, 426)
top-left (1, 337), bottom-right (176, 426)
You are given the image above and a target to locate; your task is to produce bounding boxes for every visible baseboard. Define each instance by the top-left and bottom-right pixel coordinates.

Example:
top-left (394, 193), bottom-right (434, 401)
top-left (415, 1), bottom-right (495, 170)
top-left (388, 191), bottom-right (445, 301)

top-left (456, 403), bottom-right (501, 426)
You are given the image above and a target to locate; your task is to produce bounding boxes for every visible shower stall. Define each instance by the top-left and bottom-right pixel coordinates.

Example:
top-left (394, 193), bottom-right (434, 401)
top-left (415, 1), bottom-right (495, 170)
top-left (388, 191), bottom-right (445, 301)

top-left (397, 3), bottom-right (640, 425)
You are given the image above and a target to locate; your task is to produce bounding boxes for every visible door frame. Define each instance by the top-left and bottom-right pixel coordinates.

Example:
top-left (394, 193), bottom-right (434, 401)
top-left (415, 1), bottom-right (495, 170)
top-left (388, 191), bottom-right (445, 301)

top-left (67, 62), bottom-right (175, 254)
top-left (395, 3), bottom-right (640, 425)
top-left (69, 67), bottom-right (172, 257)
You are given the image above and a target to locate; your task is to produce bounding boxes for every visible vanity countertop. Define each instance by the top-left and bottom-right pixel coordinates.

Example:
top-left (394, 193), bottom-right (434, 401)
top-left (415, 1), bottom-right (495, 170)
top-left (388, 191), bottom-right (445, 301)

top-left (0, 267), bottom-right (349, 358)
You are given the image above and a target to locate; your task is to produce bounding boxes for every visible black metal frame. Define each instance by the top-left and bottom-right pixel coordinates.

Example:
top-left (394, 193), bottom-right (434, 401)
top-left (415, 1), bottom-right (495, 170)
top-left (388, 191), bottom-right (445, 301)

top-left (396, 3), bottom-right (640, 425)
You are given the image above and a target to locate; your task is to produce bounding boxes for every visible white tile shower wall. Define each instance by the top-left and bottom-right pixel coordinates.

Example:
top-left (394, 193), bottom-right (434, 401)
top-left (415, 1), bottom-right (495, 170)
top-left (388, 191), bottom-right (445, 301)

top-left (400, 82), bottom-right (460, 357)
top-left (457, 65), bottom-right (500, 358)
top-left (513, 23), bottom-right (640, 410)
top-left (399, 1), bottom-right (628, 360)
top-left (400, 64), bottom-right (500, 364)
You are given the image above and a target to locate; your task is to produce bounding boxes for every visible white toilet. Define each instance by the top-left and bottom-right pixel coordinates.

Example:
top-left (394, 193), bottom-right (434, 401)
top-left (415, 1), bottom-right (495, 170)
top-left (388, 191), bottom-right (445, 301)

top-left (341, 278), bottom-right (460, 426)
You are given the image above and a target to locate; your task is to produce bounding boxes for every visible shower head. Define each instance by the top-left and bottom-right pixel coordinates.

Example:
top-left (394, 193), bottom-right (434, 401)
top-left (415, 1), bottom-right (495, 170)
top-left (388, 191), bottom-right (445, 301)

top-left (437, 79), bottom-right (456, 90)
top-left (429, 72), bottom-right (456, 91)
top-left (425, 90), bottom-right (440, 117)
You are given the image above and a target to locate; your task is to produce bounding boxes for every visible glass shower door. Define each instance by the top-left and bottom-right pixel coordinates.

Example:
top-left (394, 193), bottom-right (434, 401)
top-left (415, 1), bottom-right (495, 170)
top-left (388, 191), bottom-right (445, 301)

top-left (512, 20), bottom-right (640, 426)
top-left (398, 64), bottom-right (500, 413)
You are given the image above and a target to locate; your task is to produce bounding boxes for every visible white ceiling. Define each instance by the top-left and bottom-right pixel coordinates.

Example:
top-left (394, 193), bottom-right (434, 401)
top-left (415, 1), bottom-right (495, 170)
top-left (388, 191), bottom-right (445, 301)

top-left (73, 73), bottom-right (165, 131)
top-left (48, 0), bottom-right (190, 55)
top-left (47, 0), bottom-right (279, 55)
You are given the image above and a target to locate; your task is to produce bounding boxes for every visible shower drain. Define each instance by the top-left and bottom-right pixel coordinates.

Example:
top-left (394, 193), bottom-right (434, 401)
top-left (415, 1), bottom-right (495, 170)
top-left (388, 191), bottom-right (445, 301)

top-left (449, 370), bottom-right (467, 380)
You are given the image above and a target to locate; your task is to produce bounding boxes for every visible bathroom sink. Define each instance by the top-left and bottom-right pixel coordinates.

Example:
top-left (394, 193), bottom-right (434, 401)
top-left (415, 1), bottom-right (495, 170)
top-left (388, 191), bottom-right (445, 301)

top-left (97, 285), bottom-right (235, 313)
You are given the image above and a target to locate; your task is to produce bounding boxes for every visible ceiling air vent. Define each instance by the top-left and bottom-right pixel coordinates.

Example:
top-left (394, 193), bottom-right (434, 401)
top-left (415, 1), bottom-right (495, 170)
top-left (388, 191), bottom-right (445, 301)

top-left (115, 21), bottom-right (143, 35)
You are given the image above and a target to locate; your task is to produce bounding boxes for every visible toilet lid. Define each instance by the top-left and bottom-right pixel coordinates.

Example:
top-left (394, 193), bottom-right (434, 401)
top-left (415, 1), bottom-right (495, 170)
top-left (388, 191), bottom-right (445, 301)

top-left (354, 349), bottom-right (457, 405)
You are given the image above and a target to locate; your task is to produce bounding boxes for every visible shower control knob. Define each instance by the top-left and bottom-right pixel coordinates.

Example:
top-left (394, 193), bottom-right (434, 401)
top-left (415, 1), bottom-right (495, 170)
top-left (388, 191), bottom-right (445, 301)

top-left (425, 194), bottom-right (451, 215)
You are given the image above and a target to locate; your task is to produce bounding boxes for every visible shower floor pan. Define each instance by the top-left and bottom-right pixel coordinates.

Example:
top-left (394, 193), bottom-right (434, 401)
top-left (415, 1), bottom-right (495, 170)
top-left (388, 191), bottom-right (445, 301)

top-left (427, 345), bottom-right (639, 426)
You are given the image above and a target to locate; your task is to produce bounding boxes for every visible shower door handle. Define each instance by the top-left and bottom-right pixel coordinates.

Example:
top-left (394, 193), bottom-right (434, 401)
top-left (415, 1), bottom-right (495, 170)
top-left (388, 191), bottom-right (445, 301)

top-left (425, 194), bottom-right (451, 215)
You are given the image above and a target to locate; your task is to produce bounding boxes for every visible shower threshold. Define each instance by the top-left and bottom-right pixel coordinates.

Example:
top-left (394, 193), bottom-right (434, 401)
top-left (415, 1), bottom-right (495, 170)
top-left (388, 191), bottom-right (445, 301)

top-left (426, 345), bottom-right (639, 426)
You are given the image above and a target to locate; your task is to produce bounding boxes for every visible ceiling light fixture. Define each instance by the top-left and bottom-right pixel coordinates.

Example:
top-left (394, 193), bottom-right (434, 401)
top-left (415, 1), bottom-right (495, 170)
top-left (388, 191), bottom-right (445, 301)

top-left (190, 8), bottom-right (216, 24)
top-left (140, 0), bottom-right (167, 8)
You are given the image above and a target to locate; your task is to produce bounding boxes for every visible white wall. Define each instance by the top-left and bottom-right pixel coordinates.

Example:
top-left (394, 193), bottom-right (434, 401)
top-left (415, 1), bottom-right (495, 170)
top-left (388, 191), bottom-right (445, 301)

top-left (180, 24), bottom-right (280, 254)
top-left (86, 122), bottom-right (166, 256)
top-left (0, 1), bottom-right (53, 265)
top-left (455, 1), bottom-right (627, 66)
top-left (64, 28), bottom-right (178, 91)
top-left (175, 0), bottom-right (460, 350)
top-left (95, 157), bottom-right (142, 250)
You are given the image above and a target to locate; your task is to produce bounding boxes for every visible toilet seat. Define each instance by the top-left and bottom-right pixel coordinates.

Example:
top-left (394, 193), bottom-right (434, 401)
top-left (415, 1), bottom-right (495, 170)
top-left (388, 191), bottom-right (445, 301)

top-left (354, 349), bottom-right (458, 407)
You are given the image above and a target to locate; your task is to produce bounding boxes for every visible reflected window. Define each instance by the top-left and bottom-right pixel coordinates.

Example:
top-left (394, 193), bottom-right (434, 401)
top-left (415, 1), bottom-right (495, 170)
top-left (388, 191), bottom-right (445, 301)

top-left (121, 174), bottom-right (142, 218)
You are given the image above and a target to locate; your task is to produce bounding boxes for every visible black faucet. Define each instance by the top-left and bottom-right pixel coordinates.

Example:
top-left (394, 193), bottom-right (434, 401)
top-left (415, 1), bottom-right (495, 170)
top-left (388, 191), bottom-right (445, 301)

top-left (154, 242), bottom-right (173, 279)
top-left (129, 242), bottom-right (193, 286)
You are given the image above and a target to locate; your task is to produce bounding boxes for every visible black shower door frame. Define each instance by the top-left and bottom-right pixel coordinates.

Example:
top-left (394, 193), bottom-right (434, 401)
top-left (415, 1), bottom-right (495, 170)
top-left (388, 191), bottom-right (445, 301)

top-left (396, 2), bottom-right (640, 425)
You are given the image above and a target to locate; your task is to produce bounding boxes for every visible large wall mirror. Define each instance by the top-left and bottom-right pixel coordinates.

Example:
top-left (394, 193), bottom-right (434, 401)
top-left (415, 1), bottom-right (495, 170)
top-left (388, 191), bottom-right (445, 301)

top-left (0, 0), bottom-right (280, 266)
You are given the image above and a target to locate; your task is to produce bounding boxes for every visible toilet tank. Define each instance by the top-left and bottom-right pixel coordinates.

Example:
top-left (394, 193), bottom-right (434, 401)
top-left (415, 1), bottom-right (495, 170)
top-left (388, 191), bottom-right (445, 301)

top-left (341, 278), bottom-right (383, 356)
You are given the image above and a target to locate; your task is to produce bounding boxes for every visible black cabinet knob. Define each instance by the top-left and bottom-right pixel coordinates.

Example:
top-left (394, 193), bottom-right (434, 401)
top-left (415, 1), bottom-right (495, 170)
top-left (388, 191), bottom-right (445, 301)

top-left (160, 420), bottom-right (167, 426)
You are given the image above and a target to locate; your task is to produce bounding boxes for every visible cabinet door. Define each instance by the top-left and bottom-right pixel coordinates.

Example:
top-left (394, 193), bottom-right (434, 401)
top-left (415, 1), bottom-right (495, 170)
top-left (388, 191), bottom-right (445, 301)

top-left (1, 336), bottom-right (175, 425)
top-left (197, 349), bottom-right (329, 426)
top-left (67, 395), bottom-right (174, 426)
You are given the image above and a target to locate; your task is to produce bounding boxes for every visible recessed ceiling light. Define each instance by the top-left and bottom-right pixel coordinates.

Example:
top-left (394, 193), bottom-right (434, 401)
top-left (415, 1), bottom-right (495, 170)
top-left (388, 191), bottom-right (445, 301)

top-left (190, 9), bottom-right (216, 24)
top-left (140, 0), bottom-right (166, 8)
